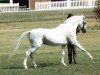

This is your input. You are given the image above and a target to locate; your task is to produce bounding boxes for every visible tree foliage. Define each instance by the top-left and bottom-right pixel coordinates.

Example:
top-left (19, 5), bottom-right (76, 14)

top-left (94, 0), bottom-right (100, 22)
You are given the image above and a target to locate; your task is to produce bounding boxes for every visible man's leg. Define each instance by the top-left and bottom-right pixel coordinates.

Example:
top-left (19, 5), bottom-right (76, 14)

top-left (67, 44), bottom-right (73, 64)
top-left (72, 46), bottom-right (77, 64)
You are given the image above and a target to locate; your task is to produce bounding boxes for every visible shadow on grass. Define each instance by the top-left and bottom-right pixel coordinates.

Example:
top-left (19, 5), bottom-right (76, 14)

top-left (1, 62), bottom-right (59, 69)
top-left (38, 62), bottom-right (59, 67)
top-left (2, 66), bottom-right (24, 69)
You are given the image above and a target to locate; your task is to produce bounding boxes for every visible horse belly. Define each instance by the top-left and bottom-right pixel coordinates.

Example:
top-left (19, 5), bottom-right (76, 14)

top-left (43, 35), bottom-right (67, 46)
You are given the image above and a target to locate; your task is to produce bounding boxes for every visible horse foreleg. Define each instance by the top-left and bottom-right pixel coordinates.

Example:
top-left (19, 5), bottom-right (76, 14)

top-left (70, 38), bottom-right (93, 59)
top-left (61, 45), bottom-right (67, 66)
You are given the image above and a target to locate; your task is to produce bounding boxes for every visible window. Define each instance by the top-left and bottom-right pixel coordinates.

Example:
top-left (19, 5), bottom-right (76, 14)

top-left (51, 0), bottom-right (66, 1)
top-left (13, 0), bottom-right (19, 3)
top-left (0, 0), bottom-right (9, 3)
top-left (19, 0), bottom-right (29, 8)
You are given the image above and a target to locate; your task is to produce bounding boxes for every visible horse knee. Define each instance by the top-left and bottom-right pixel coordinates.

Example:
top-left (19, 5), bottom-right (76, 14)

top-left (62, 51), bottom-right (65, 56)
top-left (38, 44), bottom-right (42, 48)
top-left (26, 51), bottom-right (31, 56)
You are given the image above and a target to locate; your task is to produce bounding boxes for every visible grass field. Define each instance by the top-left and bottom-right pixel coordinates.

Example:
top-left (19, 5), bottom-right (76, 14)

top-left (0, 9), bottom-right (96, 23)
top-left (0, 9), bottom-right (100, 75)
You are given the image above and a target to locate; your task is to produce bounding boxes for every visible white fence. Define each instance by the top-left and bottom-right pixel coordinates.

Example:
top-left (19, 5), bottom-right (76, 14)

top-left (0, 3), bottom-right (19, 7)
top-left (0, 3), bottom-right (18, 12)
top-left (35, 0), bottom-right (97, 11)
top-left (0, 6), bottom-right (19, 12)
top-left (0, 6), bottom-right (27, 12)
top-left (0, 3), bottom-right (27, 12)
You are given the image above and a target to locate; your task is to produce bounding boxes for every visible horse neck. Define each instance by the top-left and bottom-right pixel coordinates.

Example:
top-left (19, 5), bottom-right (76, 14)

top-left (65, 22), bottom-right (78, 30)
top-left (73, 22), bottom-right (79, 29)
top-left (55, 23), bottom-right (78, 35)
top-left (66, 23), bottom-right (79, 36)
top-left (72, 23), bottom-right (79, 34)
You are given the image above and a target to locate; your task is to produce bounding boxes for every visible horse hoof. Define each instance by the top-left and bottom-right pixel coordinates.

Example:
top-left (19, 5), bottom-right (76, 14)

top-left (90, 57), bottom-right (93, 59)
top-left (25, 67), bottom-right (28, 70)
top-left (34, 65), bottom-right (37, 68)
top-left (89, 55), bottom-right (93, 59)
top-left (62, 63), bottom-right (67, 66)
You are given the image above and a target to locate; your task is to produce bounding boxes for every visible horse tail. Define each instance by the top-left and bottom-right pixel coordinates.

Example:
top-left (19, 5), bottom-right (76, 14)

top-left (9, 31), bottom-right (30, 59)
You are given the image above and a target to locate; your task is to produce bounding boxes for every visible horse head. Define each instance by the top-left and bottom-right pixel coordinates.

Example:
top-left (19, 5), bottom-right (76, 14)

top-left (78, 15), bottom-right (87, 33)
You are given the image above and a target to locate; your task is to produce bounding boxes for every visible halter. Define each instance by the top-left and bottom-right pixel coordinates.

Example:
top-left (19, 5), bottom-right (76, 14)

top-left (81, 21), bottom-right (86, 33)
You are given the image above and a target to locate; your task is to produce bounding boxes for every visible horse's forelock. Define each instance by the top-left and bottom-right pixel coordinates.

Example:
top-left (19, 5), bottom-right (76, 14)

top-left (81, 15), bottom-right (85, 19)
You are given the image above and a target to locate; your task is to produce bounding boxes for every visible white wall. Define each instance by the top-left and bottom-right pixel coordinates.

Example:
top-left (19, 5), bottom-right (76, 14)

top-left (0, 0), bottom-right (19, 7)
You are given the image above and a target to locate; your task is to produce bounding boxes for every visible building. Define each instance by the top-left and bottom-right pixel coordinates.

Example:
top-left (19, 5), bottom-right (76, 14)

top-left (0, 0), bottom-right (19, 7)
top-left (0, 0), bottom-right (51, 9)
top-left (0, 0), bottom-right (65, 10)
top-left (0, 0), bottom-right (97, 11)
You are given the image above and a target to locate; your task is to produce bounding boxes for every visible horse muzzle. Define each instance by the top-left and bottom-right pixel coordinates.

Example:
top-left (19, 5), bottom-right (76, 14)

top-left (82, 29), bottom-right (86, 33)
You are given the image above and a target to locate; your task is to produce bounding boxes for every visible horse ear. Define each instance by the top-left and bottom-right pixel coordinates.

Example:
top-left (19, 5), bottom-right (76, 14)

top-left (83, 16), bottom-right (85, 19)
top-left (81, 15), bottom-right (85, 19)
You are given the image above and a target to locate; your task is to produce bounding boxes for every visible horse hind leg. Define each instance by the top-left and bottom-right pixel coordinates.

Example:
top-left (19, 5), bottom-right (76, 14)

top-left (23, 50), bottom-right (30, 69)
top-left (61, 45), bottom-right (67, 66)
top-left (23, 47), bottom-right (37, 69)
top-left (30, 52), bottom-right (37, 68)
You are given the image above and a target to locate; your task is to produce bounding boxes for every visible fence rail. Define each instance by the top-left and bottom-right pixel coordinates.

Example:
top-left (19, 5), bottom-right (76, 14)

top-left (0, 6), bottom-right (28, 12)
top-left (0, 3), bottom-right (28, 12)
top-left (35, 0), bottom-right (97, 11)
top-left (0, 0), bottom-right (97, 12)
top-left (0, 3), bottom-right (19, 7)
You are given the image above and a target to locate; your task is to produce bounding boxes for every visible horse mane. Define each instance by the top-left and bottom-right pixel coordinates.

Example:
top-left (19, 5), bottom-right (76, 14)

top-left (64, 15), bottom-right (83, 25)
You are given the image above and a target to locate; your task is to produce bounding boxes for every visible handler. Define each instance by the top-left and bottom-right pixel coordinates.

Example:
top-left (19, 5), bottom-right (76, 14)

top-left (67, 14), bottom-right (80, 64)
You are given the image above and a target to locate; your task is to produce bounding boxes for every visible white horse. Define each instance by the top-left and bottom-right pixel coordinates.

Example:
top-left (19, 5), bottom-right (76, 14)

top-left (11, 15), bottom-right (93, 69)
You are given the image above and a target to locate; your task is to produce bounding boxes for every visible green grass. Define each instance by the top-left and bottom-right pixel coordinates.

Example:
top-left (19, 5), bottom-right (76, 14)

top-left (0, 9), bottom-right (96, 23)
top-left (0, 50), bottom-right (100, 75)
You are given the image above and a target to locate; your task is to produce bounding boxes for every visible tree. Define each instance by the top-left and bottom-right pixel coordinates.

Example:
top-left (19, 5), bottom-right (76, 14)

top-left (94, 0), bottom-right (100, 22)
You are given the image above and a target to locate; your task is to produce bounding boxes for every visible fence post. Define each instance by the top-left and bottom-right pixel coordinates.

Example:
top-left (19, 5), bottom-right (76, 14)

top-left (10, 0), bottom-right (13, 6)
top-left (67, 0), bottom-right (71, 9)
top-left (35, 2), bottom-right (37, 10)
top-left (88, 0), bottom-right (92, 8)
top-left (49, 1), bottom-right (51, 10)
